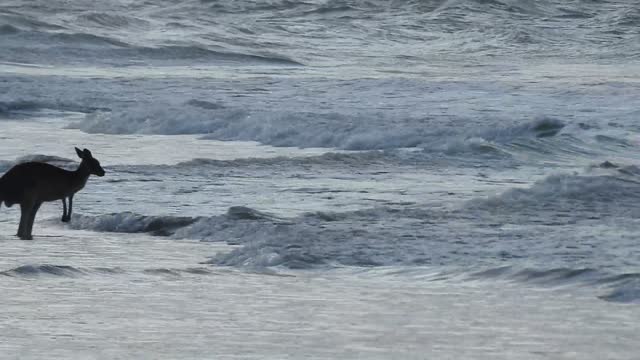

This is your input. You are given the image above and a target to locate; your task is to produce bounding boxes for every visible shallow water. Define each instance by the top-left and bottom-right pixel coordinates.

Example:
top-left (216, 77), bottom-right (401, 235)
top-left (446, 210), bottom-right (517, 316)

top-left (2, 0), bottom-right (640, 357)
top-left (1, 118), bottom-right (639, 359)
top-left (1, 227), bottom-right (639, 360)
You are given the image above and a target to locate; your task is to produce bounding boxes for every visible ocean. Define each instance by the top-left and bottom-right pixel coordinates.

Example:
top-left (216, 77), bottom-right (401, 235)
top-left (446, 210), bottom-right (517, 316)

top-left (1, 0), bottom-right (639, 358)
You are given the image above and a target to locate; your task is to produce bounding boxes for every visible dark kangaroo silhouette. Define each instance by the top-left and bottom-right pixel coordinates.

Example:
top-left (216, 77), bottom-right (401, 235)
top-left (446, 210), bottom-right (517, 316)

top-left (0, 147), bottom-right (105, 240)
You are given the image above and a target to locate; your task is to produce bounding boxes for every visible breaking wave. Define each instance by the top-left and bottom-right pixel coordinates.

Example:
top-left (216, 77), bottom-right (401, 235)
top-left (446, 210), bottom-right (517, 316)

top-left (599, 278), bottom-right (640, 303)
top-left (67, 206), bottom-right (283, 237)
top-left (1, 264), bottom-right (87, 277)
top-left (466, 266), bottom-right (640, 304)
top-left (4, 262), bottom-right (637, 303)
top-left (59, 195), bottom-right (640, 303)
top-left (0, 100), bottom-right (106, 116)
top-left (65, 175), bottom-right (640, 271)
top-left (65, 206), bottom-right (433, 269)
top-left (0, 264), bottom-right (216, 278)
top-left (173, 151), bottom-right (388, 168)
top-left (69, 105), bottom-right (568, 154)
top-left (0, 17), bottom-right (302, 66)
top-left (0, 100), bottom-right (47, 115)
top-left (68, 211), bottom-right (200, 237)
top-left (466, 171), bottom-right (640, 219)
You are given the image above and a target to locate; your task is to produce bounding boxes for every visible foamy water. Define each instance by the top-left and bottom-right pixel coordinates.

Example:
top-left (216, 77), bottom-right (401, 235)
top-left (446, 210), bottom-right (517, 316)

top-left (1, 0), bottom-right (640, 358)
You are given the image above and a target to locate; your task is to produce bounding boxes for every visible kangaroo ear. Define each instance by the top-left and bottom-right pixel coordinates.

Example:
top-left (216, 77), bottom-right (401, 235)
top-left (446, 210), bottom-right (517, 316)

top-left (83, 149), bottom-right (93, 158)
top-left (75, 147), bottom-right (84, 159)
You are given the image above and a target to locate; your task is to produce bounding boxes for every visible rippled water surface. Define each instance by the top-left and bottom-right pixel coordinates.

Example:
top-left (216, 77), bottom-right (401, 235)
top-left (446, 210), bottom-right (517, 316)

top-left (1, 0), bottom-right (640, 358)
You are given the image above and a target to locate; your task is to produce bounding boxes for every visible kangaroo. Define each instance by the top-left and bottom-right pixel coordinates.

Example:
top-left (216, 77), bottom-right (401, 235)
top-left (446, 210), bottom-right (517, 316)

top-left (0, 147), bottom-right (105, 240)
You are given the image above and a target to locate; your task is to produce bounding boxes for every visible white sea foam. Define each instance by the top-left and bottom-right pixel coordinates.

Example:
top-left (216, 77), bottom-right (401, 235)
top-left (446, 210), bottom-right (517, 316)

top-left (2, 0), bottom-right (640, 356)
top-left (68, 105), bottom-right (569, 153)
top-left (58, 205), bottom-right (640, 303)
top-left (65, 165), bottom-right (640, 276)
top-left (467, 172), bottom-right (640, 216)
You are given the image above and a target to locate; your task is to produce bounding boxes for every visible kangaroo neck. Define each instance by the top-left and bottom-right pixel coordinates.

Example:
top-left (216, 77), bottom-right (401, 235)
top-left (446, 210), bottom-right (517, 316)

top-left (73, 160), bottom-right (91, 184)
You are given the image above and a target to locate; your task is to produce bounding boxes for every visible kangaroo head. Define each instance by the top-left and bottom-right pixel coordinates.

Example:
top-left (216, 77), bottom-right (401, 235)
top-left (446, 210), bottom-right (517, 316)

top-left (75, 147), bottom-right (105, 177)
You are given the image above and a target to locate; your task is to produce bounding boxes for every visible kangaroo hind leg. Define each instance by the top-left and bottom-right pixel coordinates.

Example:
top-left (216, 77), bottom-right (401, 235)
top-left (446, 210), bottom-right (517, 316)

top-left (17, 200), bottom-right (33, 240)
top-left (24, 201), bottom-right (42, 240)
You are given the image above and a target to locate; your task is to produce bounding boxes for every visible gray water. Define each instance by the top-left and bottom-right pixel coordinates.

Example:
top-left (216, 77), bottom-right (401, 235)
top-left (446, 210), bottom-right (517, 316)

top-left (1, 0), bottom-right (640, 358)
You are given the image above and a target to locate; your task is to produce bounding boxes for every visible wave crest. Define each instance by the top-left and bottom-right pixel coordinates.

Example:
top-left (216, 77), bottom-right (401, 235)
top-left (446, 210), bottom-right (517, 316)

top-left (0, 264), bottom-right (215, 278)
top-left (467, 172), bottom-right (640, 218)
top-left (69, 104), bottom-right (568, 155)
top-left (467, 265), bottom-right (640, 303)
top-left (69, 212), bottom-right (198, 236)
top-left (2, 264), bottom-right (85, 277)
